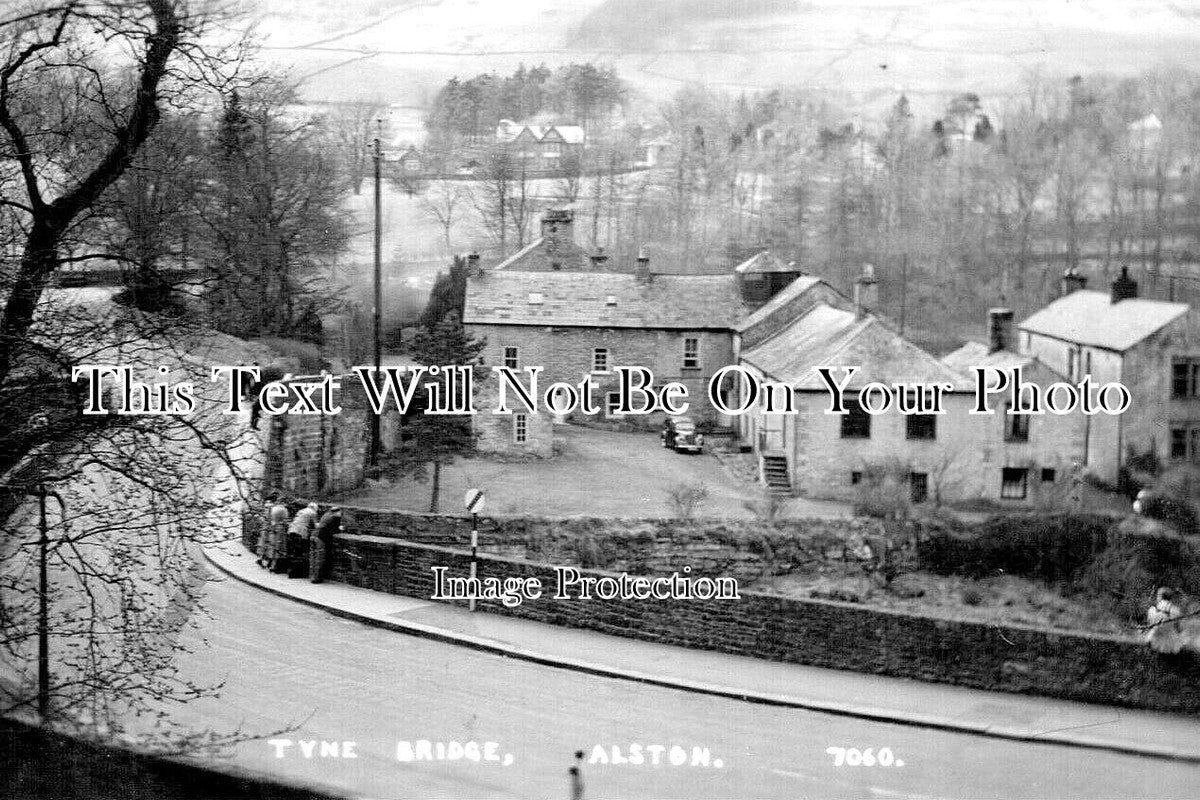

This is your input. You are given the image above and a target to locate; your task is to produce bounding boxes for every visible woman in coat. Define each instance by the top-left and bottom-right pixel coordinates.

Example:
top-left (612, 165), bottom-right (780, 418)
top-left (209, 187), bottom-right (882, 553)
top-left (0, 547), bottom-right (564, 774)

top-left (259, 495), bottom-right (290, 570)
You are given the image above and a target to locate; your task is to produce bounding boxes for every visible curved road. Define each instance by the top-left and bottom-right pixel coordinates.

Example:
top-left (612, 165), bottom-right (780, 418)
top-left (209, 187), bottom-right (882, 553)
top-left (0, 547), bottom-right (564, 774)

top-left (166, 573), bottom-right (1199, 799)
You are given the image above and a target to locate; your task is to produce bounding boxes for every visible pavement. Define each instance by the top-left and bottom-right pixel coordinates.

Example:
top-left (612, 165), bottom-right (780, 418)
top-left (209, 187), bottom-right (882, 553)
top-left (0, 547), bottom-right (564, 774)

top-left (203, 538), bottom-right (1200, 764)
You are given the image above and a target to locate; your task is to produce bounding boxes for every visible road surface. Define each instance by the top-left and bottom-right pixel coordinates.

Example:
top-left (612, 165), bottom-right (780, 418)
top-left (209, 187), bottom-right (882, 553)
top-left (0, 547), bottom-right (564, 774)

top-left (163, 572), bottom-right (1199, 799)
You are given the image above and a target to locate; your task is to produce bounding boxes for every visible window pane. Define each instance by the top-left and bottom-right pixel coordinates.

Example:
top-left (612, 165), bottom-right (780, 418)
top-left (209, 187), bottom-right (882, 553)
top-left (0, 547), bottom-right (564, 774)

top-left (1172, 428), bottom-right (1188, 458)
top-left (1174, 362), bottom-right (1190, 398)
top-left (1001, 467), bottom-right (1028, 499)
top-left (683, 337), bottom-right (700, 369)
top-left (906, 414), bottom-right (936, 440)
top-left (840, 399), bottom-right (871, 439)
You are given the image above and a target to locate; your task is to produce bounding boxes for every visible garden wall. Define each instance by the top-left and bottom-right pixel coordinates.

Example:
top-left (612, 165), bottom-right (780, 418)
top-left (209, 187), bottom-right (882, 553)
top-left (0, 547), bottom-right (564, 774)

top-left (327, 532), bottom-right (1200, 714)
top-left (339, 507), bottom-right (884, 581)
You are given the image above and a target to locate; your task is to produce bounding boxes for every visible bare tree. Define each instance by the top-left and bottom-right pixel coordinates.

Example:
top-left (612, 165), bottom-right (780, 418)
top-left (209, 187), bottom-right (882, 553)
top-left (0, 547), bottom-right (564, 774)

top-left (0, 0), bottom-right (285, 751)
top-left (420, 180), bottom-right (467, 252)
top-left (332, 98), bottom-right (385, 195)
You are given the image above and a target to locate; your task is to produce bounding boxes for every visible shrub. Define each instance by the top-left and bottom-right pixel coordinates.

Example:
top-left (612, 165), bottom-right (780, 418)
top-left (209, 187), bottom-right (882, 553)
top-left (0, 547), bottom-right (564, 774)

top-left (917, 513), bottom-right (1113, 583)
top-left (665, 482), bottom-right (709, 519)
top-left (1078, 521), bottom-right (1200, 622)
top-left (853, 459), bottom-right (912, 520)
top-left (742, 491), bottom-right (784, 520)
top-left (961, 587), bottom-right (984, 606)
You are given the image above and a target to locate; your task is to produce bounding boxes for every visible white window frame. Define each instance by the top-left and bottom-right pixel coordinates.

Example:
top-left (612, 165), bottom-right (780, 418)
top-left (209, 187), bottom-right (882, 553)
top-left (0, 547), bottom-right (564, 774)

top-left (605, 391), bottom-right (623, 417)
top-left (682, 337), bottom-right (701, 370)
top-left (592, 347), bottom-right (610, 373)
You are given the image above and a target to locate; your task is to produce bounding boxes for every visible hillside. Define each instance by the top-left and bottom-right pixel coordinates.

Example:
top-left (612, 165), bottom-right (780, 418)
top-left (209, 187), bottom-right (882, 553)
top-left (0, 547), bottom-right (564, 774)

top-left (247, 0), bottom-right (1200, 117)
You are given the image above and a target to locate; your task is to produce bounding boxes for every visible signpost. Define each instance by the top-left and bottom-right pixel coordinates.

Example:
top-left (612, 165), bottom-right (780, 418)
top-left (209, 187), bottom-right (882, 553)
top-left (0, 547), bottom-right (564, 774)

top-left (464, 488), bottom-right (485, 611)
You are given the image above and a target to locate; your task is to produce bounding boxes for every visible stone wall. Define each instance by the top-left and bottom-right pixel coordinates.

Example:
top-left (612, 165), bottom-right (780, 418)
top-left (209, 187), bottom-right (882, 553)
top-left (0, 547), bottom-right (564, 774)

top-left (328, 532), bottom-right (1200, 714)
top-left (328, 533), bottom-right (1200, 714)
top-left (263, 375), bottom-right (375, 497)
top-left (339, 508), bottom-right (882, 581)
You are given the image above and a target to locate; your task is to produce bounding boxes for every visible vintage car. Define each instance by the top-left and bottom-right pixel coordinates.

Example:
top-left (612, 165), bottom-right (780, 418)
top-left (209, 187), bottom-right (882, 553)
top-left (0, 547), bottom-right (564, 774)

top-left (661, 416), bottom-right (704, 453)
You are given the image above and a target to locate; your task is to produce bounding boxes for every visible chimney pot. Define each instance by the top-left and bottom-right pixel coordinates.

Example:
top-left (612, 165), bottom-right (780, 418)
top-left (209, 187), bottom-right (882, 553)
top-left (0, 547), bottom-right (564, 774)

top-left (589, 246), bottom-right (609, 269)
top-left (636, 246), bottom-right (651, 282)
top-left (1111, 265), bottom-right (1138, 303)
top-left (988, 307), bottom-right (1015, 354)
top-left (1061, 267), bottom-right (1087, 296)
top-left (466, 251), bottom-right (482, 277)
top-left (853, 263), bottom-right (878, 318)
top-left (540, 208), bottom-right (574, 245)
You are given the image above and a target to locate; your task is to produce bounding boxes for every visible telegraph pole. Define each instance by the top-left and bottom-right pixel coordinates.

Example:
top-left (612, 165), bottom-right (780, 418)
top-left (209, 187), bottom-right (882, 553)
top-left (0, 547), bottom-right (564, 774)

top-left (37, 484), bottom-right (49, 720)
top-left (370, 128), bottom-right (383, 469)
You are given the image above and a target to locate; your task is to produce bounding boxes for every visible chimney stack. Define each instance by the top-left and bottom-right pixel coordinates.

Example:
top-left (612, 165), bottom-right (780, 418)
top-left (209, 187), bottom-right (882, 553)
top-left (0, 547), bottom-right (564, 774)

top-left (1061, 267), bottom-right (1087, 296)
top-left (853, 263), bottom-right (878, 319)
top-left (1111, 266), bottom-right (1138, 303)
top-left (466, 251), bottom-right (482, 278)
top-left (589, 247), bottom-right (609, 270)
top-left (988, 308), bottom-right (1015, 354)
top-left (635, 247), bottom-right (652, 283)
top-left (540, 208), bottom-right (574, 248)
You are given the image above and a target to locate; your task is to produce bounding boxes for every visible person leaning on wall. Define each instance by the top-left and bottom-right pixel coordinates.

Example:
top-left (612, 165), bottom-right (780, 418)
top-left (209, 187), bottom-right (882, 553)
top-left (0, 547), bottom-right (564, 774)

top-left (286, 502), bottom-right (320, 579)
top-left (310, 505), bottom-right (343, 584)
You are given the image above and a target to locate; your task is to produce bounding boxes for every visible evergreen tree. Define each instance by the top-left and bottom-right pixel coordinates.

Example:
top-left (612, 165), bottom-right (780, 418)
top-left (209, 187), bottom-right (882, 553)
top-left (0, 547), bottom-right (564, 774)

top-left (391, 313), bottom-right (486, 512)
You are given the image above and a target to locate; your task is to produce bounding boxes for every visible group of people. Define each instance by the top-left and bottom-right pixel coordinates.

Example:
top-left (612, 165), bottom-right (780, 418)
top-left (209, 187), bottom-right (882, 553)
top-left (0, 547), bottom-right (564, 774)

top-left (256, 495), bottom-right (343, 583)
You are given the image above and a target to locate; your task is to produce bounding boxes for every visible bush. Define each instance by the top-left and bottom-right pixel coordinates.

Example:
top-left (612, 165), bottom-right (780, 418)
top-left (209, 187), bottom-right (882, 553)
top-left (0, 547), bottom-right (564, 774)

top-left (917, 513), bottom-right (1113, 584)
top-left (1078, 521), bottom-right (1200, 622)
top-left (853, 459), bottom-right (912, 520)
top-left (665, 482), bottom-right (709, 518)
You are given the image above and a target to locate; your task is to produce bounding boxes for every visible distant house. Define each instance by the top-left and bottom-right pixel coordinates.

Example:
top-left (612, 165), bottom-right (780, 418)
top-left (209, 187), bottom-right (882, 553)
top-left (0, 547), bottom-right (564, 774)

top-left (495, 119), bottom-right (586, 170)
top-left (395, 145), bottom-right (423, 174)
top-left (1018, 267), bottom-right (1200, 484)
top-left (632, 136), bottom-right (671, 168)
top-left (1127, 113), bottom-right (1163, 153)
top-left (733, 251), bottom-right (805, 309)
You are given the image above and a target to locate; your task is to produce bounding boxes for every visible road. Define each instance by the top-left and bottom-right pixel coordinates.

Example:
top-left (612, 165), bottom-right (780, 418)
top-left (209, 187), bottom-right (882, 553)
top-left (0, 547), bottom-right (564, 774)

top-left (350, 424), bottom-right (851, 518)
top-left (157, 572), bottom-right (1200, 800)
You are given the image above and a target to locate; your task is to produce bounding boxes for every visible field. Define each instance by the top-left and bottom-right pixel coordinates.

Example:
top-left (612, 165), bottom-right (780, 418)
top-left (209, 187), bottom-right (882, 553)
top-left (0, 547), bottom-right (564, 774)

top-left (250, 0), bottom-right (1200, 118)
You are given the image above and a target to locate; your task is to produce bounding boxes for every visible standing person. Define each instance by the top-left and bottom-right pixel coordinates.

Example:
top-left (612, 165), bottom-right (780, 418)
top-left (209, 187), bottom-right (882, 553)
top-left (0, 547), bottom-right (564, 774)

top-left (1147, 587), bottom-right (1186, 655)
top-left (309, 506), bottom-right (343, 584)
top-left (286, 502), bottom-right (320, 579)
top-left (259, 494), bottom-right (289, 570)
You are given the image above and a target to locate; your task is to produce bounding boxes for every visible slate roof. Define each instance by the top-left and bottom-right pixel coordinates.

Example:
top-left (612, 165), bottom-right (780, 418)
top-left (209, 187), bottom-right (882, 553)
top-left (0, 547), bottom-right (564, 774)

top-left (495, 122), bottom-right (585, 145)
top-left (941, 341), bottom-right (1035, 372)
top-left (733, 275), bottom-right (824, 333)
top-left (463, 270), bottom-right (747, 329)
top-left (494, 236), bottom-right (592, 272)
top-left (741, 303), bottom-right (973, 391)
top-left (941, 341), bottom-right (1071, 383)
top-left (1018, 290), bottom-right (1188, 351)
top-left (733, 251), bottom-right (799, 274)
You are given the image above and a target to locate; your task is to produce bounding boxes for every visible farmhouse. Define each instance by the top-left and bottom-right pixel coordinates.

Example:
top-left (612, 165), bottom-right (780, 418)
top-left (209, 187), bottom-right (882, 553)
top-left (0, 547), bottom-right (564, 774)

top-left (462, 217), bottom-right (747, 455)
